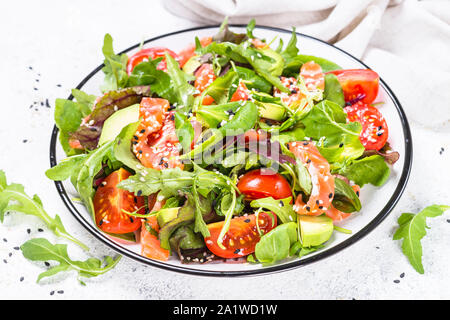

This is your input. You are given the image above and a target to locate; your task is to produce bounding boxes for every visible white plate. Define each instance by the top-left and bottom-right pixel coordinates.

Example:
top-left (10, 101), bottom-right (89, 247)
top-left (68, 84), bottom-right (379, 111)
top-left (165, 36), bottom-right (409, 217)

top-left (50, 25), bottom-right (412, 276)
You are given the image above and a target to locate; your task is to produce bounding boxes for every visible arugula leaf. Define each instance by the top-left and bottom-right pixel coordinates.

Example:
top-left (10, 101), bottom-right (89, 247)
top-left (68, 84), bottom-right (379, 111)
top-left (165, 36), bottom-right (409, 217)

top-left (20, 238), bottom-right (121, 283)
top-left (54, 98), bottom-right (84, 155)
top-left (165, 52), bottom-right (196, 112)
top-left (280, 28), bottom-right (299, 65)
top-left (332, 177), bottom-right (361, 213)
top-left (290, 241), bottom-right (324, 258)
top-left (0, 170), bottom-right (88, 250)
top-left (337, 155), bottom-right (390, 187)
top-left (246, 19), bottom-right (256, 39)
top-left (250, 197), bottom-right (296, 223)
top-left (45, 154), bottom-right (88, 181)
top-left (213, 17), bottom-right (248, 44)
top-left (71, 89), bottom-right (97, 117)
top-left (254, 222), bottom-right (298, 265)
top-left (174, 112), bottom-right (194, 154)
top-left (101, 34), bottom-right (128, 92)
top-left (393, 205), bottom-right (450, 274)
top-left (323, 73), bottom-right (345, 107)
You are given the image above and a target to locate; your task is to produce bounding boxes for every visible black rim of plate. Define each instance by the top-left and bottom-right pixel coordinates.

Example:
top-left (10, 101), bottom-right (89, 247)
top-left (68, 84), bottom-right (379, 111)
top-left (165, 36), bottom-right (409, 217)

top-left (49, 24), bottom-right (413, 277)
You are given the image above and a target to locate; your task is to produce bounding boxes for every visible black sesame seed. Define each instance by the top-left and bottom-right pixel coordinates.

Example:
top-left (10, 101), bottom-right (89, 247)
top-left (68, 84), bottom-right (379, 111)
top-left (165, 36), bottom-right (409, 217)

top-left (45, 99), bottom-right (51, 108)
top-left (133, 141), bottom-right (138, 145)
top-left (376, 132), bottom-right (383, 136)
top-left (8, 253), bottom-right (12, 257)
top-left (316, 200), bottom-right (320, 205)
top-left (286, 144), bottom-right (290, 150)
top-left (33, 87), bottom-right (38, 91)
top-left (280, 201), bottom-right (284, 207)
top-left (99, 219), bottom-right (103, 226)
top-left (234, 249), bottom-right (240, 254)
top-left (159, 158), bottom-right (164, 165)
top-left (447, 219), bottom-right (450, 223)
top-left (140, 129), bottom-right (145, 133)
top-left (138, 150), bottom-right (142, 154)
top-left (306, 159), bottom-right (311, 164)
top-left (57, 290), bottom-right (64, 294)
top-left (400, 273), bottom-right (405, 278)
top-left (303, 142), bottom-right (309, 146)
top-left (56, 84), bottom-right (62, 87)
top-left (129, 217), bottom-right (134, 223)
top-left (3, 259), bottom-right (7, 264)
top-left (244, 219), bottom-right (251, 223)
top-left (50, 291), bottom-right (55, 295)
top-left (378, 126), bottom-right (382, 130)
top-left (339, 143), bottom-right (344, 148)
top-left (90, 127), bottom-right (97, 132)
top-left (13, 246), bottom-right (19, 250)
top-left (27, 228), bottom-right (31, 234)
top-left (133, 197), bottom-right (138, 204)
top-left (328, 193), bottom-right (333, 198)
top-left (38, 228), bottom-right (44, 232)
top-left (306, 206), bottom-right (311, 212)
top-left (318, 206), bottom-right (324, 210)
top-left (164, 162), bottom-right (169, 168)
top-left (3, 238), bottom-right (7, 242)
top-left (393, 280), bottom-right (400, 284)
top-left (170, 114), bottom-right (175, 121)
top-left (137, 190), bottom-right (142, 196)
top-left (20, 277), bottom-right (24, 282)
top-left (133, 135), bottom-right (138, 140)
top-left (356, 191), bottom-right (360, 197)
top-left (44, 262), bottom-right (50, 267)
top-left (23, 139), bottom-right (28, 143)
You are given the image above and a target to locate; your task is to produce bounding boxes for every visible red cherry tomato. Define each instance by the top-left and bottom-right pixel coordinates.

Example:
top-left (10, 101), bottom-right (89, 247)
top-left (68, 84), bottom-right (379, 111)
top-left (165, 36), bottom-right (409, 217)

top-left (94, 168), bottom-right (145, 234)
top-left (178, 36), bottom-right (213, 68)
top-left (237, 169), bottom-right (292, 200)
top-left (327, 69), bottom-right (379, 104)
top-left (205, 212), bottom-right (277, 258)
top-left (344, 102), bottom-right (389, 150)
top-left (126, 47), bottom-right (179, 74)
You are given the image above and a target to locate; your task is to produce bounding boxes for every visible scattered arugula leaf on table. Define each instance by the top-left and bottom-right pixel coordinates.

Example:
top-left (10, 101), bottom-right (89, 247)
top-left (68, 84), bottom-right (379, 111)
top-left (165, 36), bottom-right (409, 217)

top-left (393, 205), bottom-right (450, 274)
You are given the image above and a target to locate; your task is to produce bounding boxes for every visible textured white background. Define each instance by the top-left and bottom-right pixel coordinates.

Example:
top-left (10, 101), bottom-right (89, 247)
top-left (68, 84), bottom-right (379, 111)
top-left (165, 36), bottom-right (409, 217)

top-left (0, 0), bottom-right (449, 300)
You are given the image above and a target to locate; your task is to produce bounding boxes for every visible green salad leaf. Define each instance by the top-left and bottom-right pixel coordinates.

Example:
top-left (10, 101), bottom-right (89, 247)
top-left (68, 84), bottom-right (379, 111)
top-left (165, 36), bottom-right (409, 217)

top-left (323, 73), bottom-right (345, 107)
top-left (332, 177), bottom-right (361, 213)
top-left (393, 205), bottom-right (450, 274)
top-left (101, 34), bottom-right (128, 92)
top-left (254, 222), bottom-right (298, 265)
top-left (250, 197), bottom-right (296, 223)
top-left (0, 171), bottom-right (88, 250)
top-left (21, 238), bottom-right (121, 284)
top-left (337, 155), bottom-right (390, 187)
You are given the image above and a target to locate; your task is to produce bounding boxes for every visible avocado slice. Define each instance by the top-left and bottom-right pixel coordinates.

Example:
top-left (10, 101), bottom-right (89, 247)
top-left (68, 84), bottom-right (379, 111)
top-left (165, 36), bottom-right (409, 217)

top-left (298, 215), bottom-right (333, 247)
top-left (156, 207), bottom-right (181, 228)
top-left (182, 55), bottom-right (201, 75)
top-left (257, 102), bottom-right (286, 121)
top-left (98, 103), bottom-right (139, 145)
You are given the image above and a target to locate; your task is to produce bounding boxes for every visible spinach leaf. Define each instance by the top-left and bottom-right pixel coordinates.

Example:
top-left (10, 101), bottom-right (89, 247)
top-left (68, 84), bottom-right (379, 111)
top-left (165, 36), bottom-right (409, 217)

top-left (235, 66), bottom-right (272, 93)
top-left (332, 177), bottom-right (361, 213)
top-left (0, 171), bottom-right (88, 250)
top-left (254, 222), bottom-right (298, 265)
top-left (302, 100), bottom-right (364, 164)
top-left (250, 197), bottom-right (296, 223)
top-left (323, 73), bottom-right (345, 107)
top-left (101, 34), bottom-right (128, 92)
top-left (20, 238), bottom-right (120, 283)
top-left (337, 155), bottom-right (390, 187)
top-left (290, 241), bottom-right (324, 258)
top-left (393, 205), bottom-right (450, 274)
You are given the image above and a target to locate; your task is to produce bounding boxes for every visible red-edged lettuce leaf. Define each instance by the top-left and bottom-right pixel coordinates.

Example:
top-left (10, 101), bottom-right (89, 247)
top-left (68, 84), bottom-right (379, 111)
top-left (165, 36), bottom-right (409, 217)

top-left (72, 86), bottom-right (151, 149)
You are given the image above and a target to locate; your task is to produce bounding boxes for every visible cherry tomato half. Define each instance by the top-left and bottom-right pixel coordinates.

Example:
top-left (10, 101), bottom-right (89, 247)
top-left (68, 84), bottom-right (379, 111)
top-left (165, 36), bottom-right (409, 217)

top-left (205, 212), bottom-right (277, 258)
top-left (344, 102), bottom-right (389, 150)
top-left (237, 168), bottom-right (292, 200)
top-left (126, 47), bottom-right (179, 74)
top-left (94, 168), bottom-right (145, 234)
top-left (327, 69), bottom-right (379, 104)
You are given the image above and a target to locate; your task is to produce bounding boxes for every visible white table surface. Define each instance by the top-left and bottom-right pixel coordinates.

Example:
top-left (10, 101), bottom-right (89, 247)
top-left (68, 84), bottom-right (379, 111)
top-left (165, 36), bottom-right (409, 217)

top-left (0, 0), bottom-right (449, 300)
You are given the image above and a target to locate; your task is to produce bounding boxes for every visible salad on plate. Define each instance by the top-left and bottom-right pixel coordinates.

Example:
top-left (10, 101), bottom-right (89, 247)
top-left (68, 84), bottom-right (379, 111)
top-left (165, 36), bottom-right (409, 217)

top-left (47, 20), bottom-right (399, 266)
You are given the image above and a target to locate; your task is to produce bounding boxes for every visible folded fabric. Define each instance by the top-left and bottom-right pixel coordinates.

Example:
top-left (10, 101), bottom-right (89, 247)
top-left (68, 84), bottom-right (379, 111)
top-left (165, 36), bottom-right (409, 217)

top-left (164, 0), bottom-right (450, 128)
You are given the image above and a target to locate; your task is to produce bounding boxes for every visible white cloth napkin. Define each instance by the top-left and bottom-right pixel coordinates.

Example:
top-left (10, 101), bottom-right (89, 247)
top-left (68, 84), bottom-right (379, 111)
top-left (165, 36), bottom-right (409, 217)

top-left (164, 0), bottom-right (450, 129)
